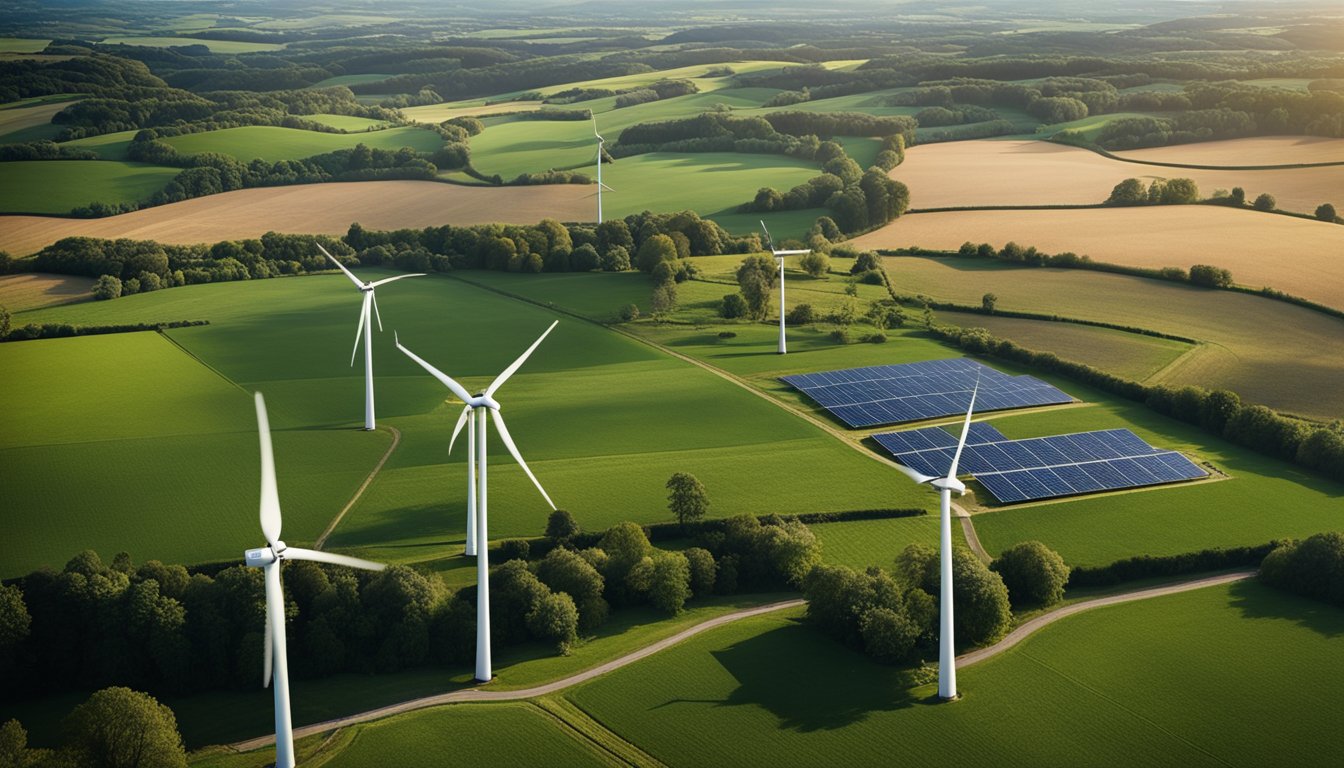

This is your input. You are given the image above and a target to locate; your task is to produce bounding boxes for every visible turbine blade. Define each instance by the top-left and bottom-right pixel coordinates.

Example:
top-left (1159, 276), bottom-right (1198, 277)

top-left (449, 405), bottom-right (472, 454)
top-left (255, 393), bottom-right (282, 546)
top-left (284, 547), bottom-right (387, 572)
top-left (491, 410), bottom-right (555, 510)
top-left (368, 273), bottom-right (427, 288)
top-left (599, 182), bottom-right (615, 191)
top-left (263, 616), bottom-right (272, 688)
top-left (485, 321), bottom-right (558, 397)
top-left (774, 249), bottom-right (811, 255)
top-left (350, 299), bottom-right (368, 367)
top-left (371, 292), bottom-right (383, 333)
top-left (394, 334), bottom-right (475, 405)
top-left (893, 461), bottom-right (938, 485)
top-left (946, 382), bottom-right (981, 480)
top-left (263, 561), bottom-right (280, 688)
top-left (759, 220), bottom-right (773, 252)
top-left (317, 243), bottom-right (365, 289)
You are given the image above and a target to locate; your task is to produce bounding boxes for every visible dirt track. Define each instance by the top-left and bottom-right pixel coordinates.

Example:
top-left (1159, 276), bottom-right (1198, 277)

top-left (0, 180), bottom-right (594, 255)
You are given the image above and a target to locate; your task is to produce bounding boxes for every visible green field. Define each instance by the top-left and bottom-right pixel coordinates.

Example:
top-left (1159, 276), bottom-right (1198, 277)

top-left (0, 160), bottom-right (178, 213)
top-left (162, 125), bottom-right (443, 162)
top-left (881, 256), bottom-right (1344, 420)
top-left (569, 580), bottom-right (1344, 766)
top-left (306, 74), bottom-right (396, 89)
top-left (98, 36), bottom-right (286, 53)
top-left (0, 38), bottom-right (50, 53)
top-left (602, 152), bottom-right (820, 224)
top-left (303, 113), bottom-right (391, 131)
top-left (810, 516), bottom-right (944, 571)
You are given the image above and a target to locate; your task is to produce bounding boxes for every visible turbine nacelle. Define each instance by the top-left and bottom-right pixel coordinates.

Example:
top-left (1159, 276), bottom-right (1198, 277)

top-left (245, 546), bottom-right (282, 567)
top-left (930, 477), bottom-right (967, 496)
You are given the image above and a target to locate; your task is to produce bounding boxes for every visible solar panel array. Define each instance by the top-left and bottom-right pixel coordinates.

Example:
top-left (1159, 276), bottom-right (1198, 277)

top-left (780, 358), bottom-right (1072, 428)
top-left (874, 425), bottom-right (1207, 503)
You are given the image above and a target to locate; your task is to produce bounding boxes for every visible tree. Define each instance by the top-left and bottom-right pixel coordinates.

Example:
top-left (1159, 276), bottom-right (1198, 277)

top-left (0, 305), bottom-right (9, 339)
top-left (545, 509), bottom-right (580, 545)
top-left (735, 254), bottom-right (776, 320)
top-left (525, 592), bottom-right (578, 654)
top-left (1229, 186), bottom-right (1246, 206)
top-left (719, 293), bottom-right (748, 319)
top-left (64, 687), bottom-right (187, 768)
top-left (618, 303), bottom-right (639, 322)
top-left (596, 220), bottom-right (634, 255)
top-left (1159, 177), bottom-right (1199, 204)
top-left (786, 303), bottom-right (815, 326)
top-left (1253, 192), bottom-right (1277, 211)
top-left (92, 275), bottom-right (122, 301)
top-left (647, 553), bottom-right (692, 615)
top-left (799, 251), bottom-right (830, 278)
top-left (860, 606), bottom-right (923, 663)
top-left (666, 472), bottom-right (709, 527)
top-left (683, 548), bottom-right (717, 596)
top-left (896, 544), bottom-right (1011, 648)
top-left (597, 522), bottom-right (654, 605)
top-left (1316, 203), bottom-right (1337, 222)
top-left (636, 234), bottom-right (677, 273)
top-left (981, 292), bottom-right (998, 313)
top-left (650, 282), bottom-right (678, 319)
top-left (991, 541), bottom-right (1070, 607)
top-left (569, 243), bottom-right (599, 272)
top-left (535, 547), bottom-right (608, 632)
top-left (600, 245), bottom-right (630, 272)
top-left (1106, 178), bottom-right (1146, 205)
top-left (1189, 264), bottom-right (1233, 288)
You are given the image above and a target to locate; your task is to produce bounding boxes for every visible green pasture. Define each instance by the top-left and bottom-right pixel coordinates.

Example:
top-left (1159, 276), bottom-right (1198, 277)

top-left (882, 256), bottom-right (1344, 420)
top-left (306, 74), bottom-right (396, 90)
top-left (602, 152), bottom-right (820, 224)
top-left (1036, 111), bottom-right (1155, 141)
top-left (303, 113), bottom-right (392, 131)
top-left (0, 96), bottom-right (79, 143)
top-left (62, 130), bottom-right (137, 159)
top-left (162, 125), bottom-right (443, 163)
top-left (811, 516), bottom-right (943, 571)
top-left (98, 36), bottom-right (285, 53)
top-left (0, 332), bottom-right (391, 577)
top-left (570, 580), bottom-right (1344, 766)
top-left (0, 38), bottom-right (51, 53)
top-left (0, 160), bottom-right (178, 214)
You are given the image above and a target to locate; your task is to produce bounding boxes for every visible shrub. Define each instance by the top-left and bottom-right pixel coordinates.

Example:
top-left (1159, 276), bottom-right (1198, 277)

top-left (849, 251), bottom-right (881, 274)
top-left (720, 292), bottom-right (749, 319)
top-left (618, 303), bottom-right (640, 322)
top-left (525, 592), bottom-right (578, 654)
top-left (786, 303), bottom-right (815, 325)
top-left (829, 328), bottom-right (850, 344)
top-left (1259, 532), bottom-right (1344, 607)
top-left (91, 274), bottom-right (122, 300)
top-left (863, 332), bottom-right (888, 344)
top-left (500, 539), bottom-right (531, 562)
top-left (799, 251), bottom-right (830, 278)
top-left (545, 509), bottom-right (580, 545)
top-left (981, 292), bottom-right (998, 313)
top-left (991, 541), bottom-right (1070, 607)
top-left (1316, 203), bottom-right (1337, 222)
top-left (1189, 264), bottom-right (1233, 288)
top-left (717, 331), bottom-right (736, 339)
top-left (1253, 192), bottom-right (1276, 211)
top-left (600, 245), bottom-right (631, 272)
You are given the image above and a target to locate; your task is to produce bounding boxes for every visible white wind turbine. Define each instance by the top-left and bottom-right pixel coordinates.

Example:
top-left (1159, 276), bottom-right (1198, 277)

top-left (317, 244), bottom-right (425, 431)
top-left (244, 393), bottom-right (387, 768)
top-left (760, 220), bottom-right (810, 355)
top-left (890, 382), bottom-right (979, 701)
top-left (591, 116), bottom-right (614, 224)
top-left (394, 321), bottom-right (558, 682)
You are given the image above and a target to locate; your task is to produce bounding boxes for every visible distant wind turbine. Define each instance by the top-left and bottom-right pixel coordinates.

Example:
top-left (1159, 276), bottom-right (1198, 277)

top-left (890, 381), bottom-right (979, 701)
top-left (592, 116), bottom-right (614, 224)
top-left (760, 220), bottom-right (810, 355)
top-left (395, 321), bottom-right (558, 682)
top-left (244, 393), bottom-right (387, 768)
top-left (318, 244), bottom-right (424, 430)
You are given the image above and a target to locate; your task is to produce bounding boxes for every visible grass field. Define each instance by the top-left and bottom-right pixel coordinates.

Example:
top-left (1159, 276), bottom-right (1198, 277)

top-left (98, 36), bottom-right (286, 53)
top-left (0, 181), bottom-right (594, 256)
top-left (894, 139), bottom-right (1343, 213)
top-left (1111, 135), bottom-right (1344, 167)
top-left (162, 125), bottom-right (442, 162)
top-left (0, 99), bottom-right (76, 142)
top-left (601, 152), bottom-right (820, 224)
top-left (0, 273), bottom-right (93, 311)
top-left (0, 38), bottom-right (51, 53)
top-left (810, 516), bottom-right (943, 571)
top-left (855, 208), bottom-right (1344, 318)
top-left (306, 74), bottom-right (395, 89)
top-left (303, 113), bottom-right (392, 131)
top-left (402, 100), bottom-right (547, 122)
top-left (0, 160), bottom-right (178, 214)
top-left (567, 580), bottom-right (1344, 766)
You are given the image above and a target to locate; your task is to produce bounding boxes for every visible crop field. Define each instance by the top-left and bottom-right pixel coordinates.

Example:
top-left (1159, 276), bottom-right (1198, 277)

top-left (855, 208), bottom-right (1344, 315)
top-left (567, 580), bottom-right (1344, 766)
top-left (161, 125), bottom-right (442, 162)
top-left (303, 113), bottom-right (391, 131)
top-left (0, 37), bottom-right (50, 53)
top-left (0, 273), bottom-right (94, 311)
top-left (0, 98), bottom-right (75, 142)
top-left (402, 100), bottom-right (548, 122)
top-left (0, 181), bottom-right (593, 256)
top-left (602, 152), bottom-right (820, 223)
top-left (810, 516), bottom-right (943, 571)
top-left (934, 309), bottom-right (1193, 383)
top-left (97, 36), bottom-right (286, 53)
top-left (0, 160), bottom-right (179, 214)
top-left (894, 139), bottom-right (1343, 213)
top-left (1110, 135), bottom-right (1344, 167)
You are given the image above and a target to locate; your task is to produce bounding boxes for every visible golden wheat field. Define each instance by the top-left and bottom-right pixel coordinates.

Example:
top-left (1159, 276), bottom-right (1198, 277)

top-left (894, 139), bottom-right (1342, 214)
top-left (853, 206), bottom-right (1344, 309)
top-left (0, 180), bottom-right (594, 255)
top-left (0, 273), bottom-right (94, 311)
top-left (1110, 136), bottom-right (1344, 167)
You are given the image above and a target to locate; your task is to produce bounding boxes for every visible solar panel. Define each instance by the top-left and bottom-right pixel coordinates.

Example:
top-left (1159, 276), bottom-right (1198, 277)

top-left (780, 358), bottom-right (1072, 429)
top-left (873, 424), bottom-right (1208, 503)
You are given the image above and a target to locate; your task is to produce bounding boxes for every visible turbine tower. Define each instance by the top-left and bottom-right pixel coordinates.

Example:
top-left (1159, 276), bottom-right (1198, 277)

top-left (760, 220), bottom-right (810, 355)
top-left (318, 244), bottom-right (424, 430)
top-left (890, 382), bottom-right (979, 701)
top-left (592, 116), bottom-right (614, 224)
top-left (395, 321), bottom-right (558, 682)
top-left (244, 393), bottom-right (386, 768)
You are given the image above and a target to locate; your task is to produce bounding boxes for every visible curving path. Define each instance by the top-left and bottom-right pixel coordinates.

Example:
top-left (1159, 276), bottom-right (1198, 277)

top-left (228, 570), bottom-right (1255, 754)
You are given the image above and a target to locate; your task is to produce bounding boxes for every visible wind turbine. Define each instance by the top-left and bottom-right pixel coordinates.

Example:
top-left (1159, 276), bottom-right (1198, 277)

top-left (317, 244), bottom-right (424, 430)
top-left (394, 321), bottom-right (558, 682)
top-left (591, 116), bottom-right (614, 224)
top-left (760, 220), bottom-right (810, 355)
top-left (890, 382), bottom-right (979, 701)
top-left (244, 393), bottom-right (386, 768)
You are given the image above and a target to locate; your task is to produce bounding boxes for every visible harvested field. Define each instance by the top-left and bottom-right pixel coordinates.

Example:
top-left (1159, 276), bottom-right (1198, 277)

top-left (1111, 136), bottom-right (1344, 167)
top-left (853, 206), bottom-right (1344, 310)
top-left (870, 255), bottom-right (1344, 419)
top-left (0, 273), bottom-right (94, 311)
top-left (895, 139), bottom-right (1342, 214)
top-left (0, 180), bottom-right (593, 255)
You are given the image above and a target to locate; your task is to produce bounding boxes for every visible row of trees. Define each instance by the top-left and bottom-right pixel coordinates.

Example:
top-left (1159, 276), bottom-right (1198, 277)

top-left (739, 139), bottom-right (910, 235)
top-left (1258, 532), bottom-right (1344, 607)
top-left (952, 240), bottom-right (1240, 292)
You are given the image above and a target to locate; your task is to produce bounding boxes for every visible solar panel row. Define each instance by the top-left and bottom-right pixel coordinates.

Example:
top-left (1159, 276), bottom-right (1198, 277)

top-left (873, 425), bottom-right (1207, 503)
top-left (780, 359), bottom-right (1072, 429)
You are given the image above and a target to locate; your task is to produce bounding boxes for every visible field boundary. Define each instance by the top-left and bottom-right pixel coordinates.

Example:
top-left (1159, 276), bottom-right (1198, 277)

top-left (1069, 141), bottom-right (1344, 172)
top-left (155, 329), bottom-right (249, 394)
top-left (314, 425), bottom-right (402, 550)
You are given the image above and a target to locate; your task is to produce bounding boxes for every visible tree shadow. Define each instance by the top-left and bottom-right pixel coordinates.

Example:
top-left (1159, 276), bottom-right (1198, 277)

top-left (653, 619), bottom-right (926, 732)
top-left (326, 503), bottom-right (462, 548)
top-left (1227, 578), bottom-right (1344, 639)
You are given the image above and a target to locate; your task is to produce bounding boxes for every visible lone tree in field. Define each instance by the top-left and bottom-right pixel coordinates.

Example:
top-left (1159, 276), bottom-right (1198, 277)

top-left (991, 541), bottom-right (1071, 607)
top-left (981, 293), bottom-right (998, 313)
top-left (1253, 192), bottom-right (1276, 211)
top-left (799, 250), bottom-right (830, 278)
top-left (736, 254), bottom-right (777, 320)
top-left (545, 509), bottom-right (580, 546)
top-left (1316, 203), bottom-right (1337, 222)
top-left (64, 687), bottom-right (187, 768)
top-left (666, 472), bottom-right (709, 527)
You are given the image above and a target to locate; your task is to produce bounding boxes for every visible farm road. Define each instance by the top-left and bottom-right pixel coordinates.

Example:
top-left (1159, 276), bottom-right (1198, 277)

top-left (227, 570), bottom-right (1254, 754)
